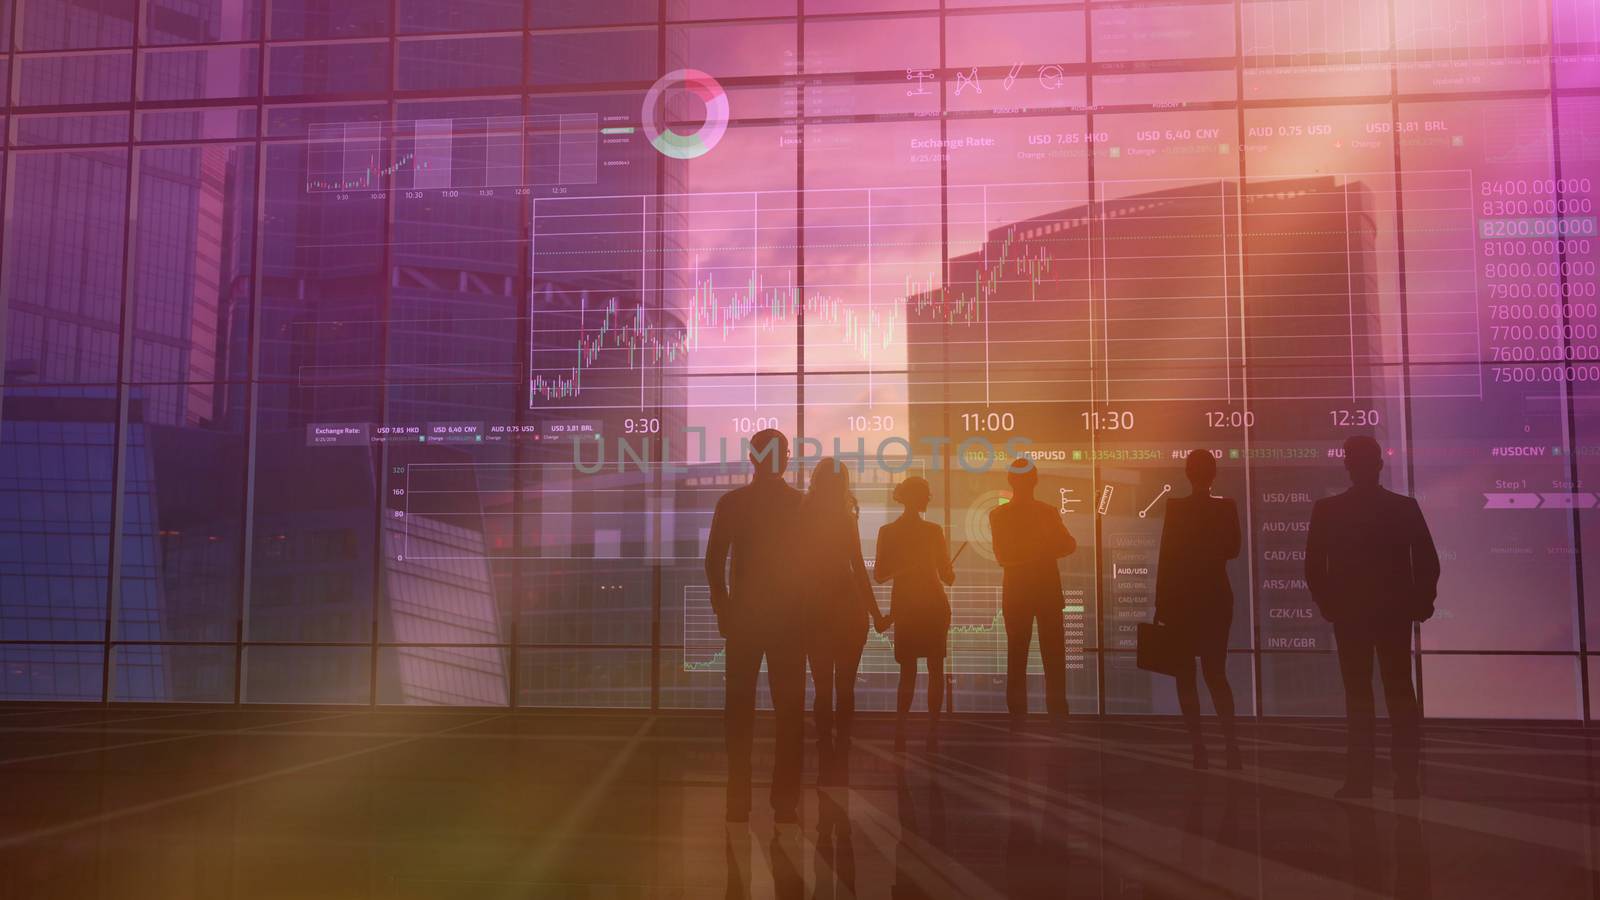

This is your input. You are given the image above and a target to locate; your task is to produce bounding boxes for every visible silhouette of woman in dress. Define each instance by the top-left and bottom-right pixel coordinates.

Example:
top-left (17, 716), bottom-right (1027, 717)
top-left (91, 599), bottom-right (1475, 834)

top-left (802, 457), bottom-right (884, 782)
top-left (1155, 449), bottom-right (1243, 770)
top-left (874, 476), bottom-right (955, 744)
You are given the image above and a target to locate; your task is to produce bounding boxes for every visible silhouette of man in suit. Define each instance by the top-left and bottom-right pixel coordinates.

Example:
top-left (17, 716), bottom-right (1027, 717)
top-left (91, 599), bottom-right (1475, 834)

top-left (989, 457), bottom-right (1077, 725)
top-left (705, 429), bottom-right (806, 823)
top-left (1305, 435), bottom-right (1439, 799)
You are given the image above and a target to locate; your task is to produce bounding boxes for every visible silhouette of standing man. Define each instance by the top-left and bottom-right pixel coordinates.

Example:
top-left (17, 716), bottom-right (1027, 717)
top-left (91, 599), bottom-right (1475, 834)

top-left (989, 457), bottom-right (1077, 726)
top-left (705, 429), bottom-right (805, 823)
top-left (1306, 435), bottom-right (1439, 799)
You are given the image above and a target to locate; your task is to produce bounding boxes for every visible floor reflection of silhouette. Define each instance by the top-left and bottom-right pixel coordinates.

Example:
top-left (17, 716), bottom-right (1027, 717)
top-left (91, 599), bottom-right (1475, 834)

top-left (769, 825), bottom-right (806, 900)
top-left (724, 825), bottom-right (752, 900)
top-left (1344, 803), bottom-right (1432, 899)
top-left (813, 787), bottom-right (857, 900)
top-left (892, 769), bottom-right (948, 900)
top-left (1394, 809), bottom-right (1431, 900)
top-left (723, 793), bottom-right (848, 900)
top-left (1122, 778), bottom-right (1252, 899)
top-left (1178, 783), bottom-right (1208, 888)
top-left (1345, 803), bottom-right (1383, 894)
top-left (1005, 744), bottom-right (1070, 898)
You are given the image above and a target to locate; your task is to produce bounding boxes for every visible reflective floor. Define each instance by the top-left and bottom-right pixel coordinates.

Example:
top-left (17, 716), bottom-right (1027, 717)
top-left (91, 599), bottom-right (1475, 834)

top-left (0, 706), bottom-right (1596, 898)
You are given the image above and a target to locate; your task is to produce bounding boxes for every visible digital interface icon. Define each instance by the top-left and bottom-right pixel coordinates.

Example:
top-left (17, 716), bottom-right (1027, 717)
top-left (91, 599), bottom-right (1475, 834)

top-left (963, 490), bottom-right (1012, 562)
top-left (642, 68), bottom-right (730, 160)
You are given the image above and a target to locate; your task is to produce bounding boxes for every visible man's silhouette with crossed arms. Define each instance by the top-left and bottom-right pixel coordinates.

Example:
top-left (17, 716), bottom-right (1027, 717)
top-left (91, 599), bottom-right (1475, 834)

top-left (989, 457), bottom-right (1077, 726)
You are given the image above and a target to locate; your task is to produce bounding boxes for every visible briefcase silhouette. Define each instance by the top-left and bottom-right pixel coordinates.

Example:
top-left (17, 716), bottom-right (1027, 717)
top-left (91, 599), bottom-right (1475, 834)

top-left (1135, 621), bottom-right (1189, 676)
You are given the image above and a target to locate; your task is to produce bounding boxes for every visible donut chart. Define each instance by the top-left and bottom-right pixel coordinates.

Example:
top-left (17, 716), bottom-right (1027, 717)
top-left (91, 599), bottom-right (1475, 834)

top-left (641, 69), bottom-right (729, 160)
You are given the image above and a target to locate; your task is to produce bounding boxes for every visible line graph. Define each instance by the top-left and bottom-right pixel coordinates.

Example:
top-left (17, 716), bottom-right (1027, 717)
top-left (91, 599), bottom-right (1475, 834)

top-left (307, 114), bottom-right (599, 193)
top-left (1241, 0), bottom-right (1391, 63)
top-left (1553, 0), bottom-right (1600, 53)
top-left (1392, 0), bottom-right (1549, 60)
top-left (530, 174), bottom-right (1482, 411)
top-left (683, 584), bottom-right (1088, 675)
top-left (1241, 0), bottom-right (1550, 65)
top-left (530, 256), bottom-right (906, 402)
top-left (528, 188), bottom-right (1069, 407)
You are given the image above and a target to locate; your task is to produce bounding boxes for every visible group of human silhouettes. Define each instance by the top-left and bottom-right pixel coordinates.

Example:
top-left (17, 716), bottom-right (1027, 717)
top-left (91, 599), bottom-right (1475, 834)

top-left (704, 429), bottom-right (1439, 823)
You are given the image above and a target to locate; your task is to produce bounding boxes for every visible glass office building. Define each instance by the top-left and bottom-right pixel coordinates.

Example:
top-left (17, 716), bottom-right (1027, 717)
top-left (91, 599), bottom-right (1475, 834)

top-left (1, 0), bottom-right (1598, 719)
